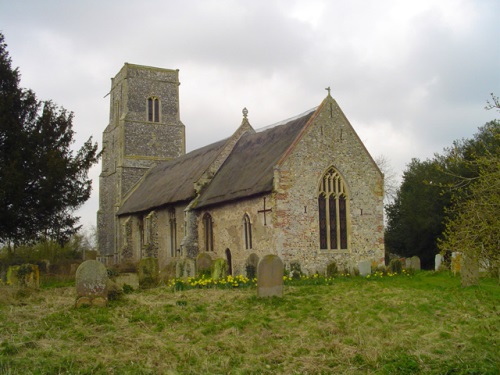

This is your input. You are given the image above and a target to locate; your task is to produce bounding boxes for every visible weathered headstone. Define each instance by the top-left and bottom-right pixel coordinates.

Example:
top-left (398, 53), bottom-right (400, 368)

top-left (461, 253), bottom-right (479, 287)
top-left (196, 253), bottom-right (213, 277)
top-left (113, 272), bottom-right (140, 289)
top-left (409, 256), bottom-right (421, 271)
top-left (358, 260), bottom-right (371, 277)
top-left (245, 253), bottom-right (260, 279)
top-left (404, 258), bottom-right (411, 269)
top-left (435, 254), bottom-right (443, 271)
top-left (75, 260), bottom-right (108, 307)
top-left (138, 257), bottom-right (159, 288)
top-left (176, 258), bottom-right (196, 279)
top-left (211, 258), bottom-right (228, 280)
top-left (257, 254), bottom-right (284, 298)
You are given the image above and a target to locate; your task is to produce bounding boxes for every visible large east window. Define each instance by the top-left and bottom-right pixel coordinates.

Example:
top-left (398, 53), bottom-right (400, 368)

top-left (318, 167), bottom-right (349, 250)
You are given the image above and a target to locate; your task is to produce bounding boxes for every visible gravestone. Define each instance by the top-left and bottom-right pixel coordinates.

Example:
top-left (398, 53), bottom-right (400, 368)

top-left (211, 258), bottom-right (228, 280)
top-left (84, 250), bottom-right (98, 260)
top-left (404, 258), bottom-right (411, 269)
top-left (358, 260), bottom-right (371, 277)
top-left (75, 260), bottom-right (108, 307)
top-left (257, 254), bottom-right (284, 298)
top-left (461, 253), bottom-right (479, 287)
top-left (176, 258), bottom-right (196, 279)
top-left (196, 253), bottom-right (213, 277)
top-left (245, 253), bottom-right (260, 279)
top-left (435, 254), bottom-right (443, 271)
top-left (138, 257), bottom-right (159, 288)
top-left (409, 256), bottom-right (421, 271)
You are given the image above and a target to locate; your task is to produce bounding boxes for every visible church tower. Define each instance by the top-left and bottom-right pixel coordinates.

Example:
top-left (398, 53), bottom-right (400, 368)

top-left (97, 63), bottom-right (185, 261)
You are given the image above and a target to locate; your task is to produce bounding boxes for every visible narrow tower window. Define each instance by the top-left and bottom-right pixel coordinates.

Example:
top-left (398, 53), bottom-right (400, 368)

top-left (147, 97), bottom-right (160, 122)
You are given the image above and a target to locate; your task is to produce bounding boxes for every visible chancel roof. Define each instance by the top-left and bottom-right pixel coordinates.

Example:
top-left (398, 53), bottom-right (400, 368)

top-left (117, 107), bottom-right (317, 215)
top-left (196, 109), bottom-right (316, 208)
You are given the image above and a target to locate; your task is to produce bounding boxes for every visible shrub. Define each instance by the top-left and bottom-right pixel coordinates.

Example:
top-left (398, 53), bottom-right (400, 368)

top-left (326, 261), bottom-right (338, 277)
top-left (388, 258), bottom-right (403, 274)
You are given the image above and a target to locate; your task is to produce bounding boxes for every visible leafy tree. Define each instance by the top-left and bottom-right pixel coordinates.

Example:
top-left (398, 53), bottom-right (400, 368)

top-left (0, 33), bottom-right (100, 247)
top-left (385, 158), bottom-right (452, 269)
top-left (439, 100), bottom-right (500, 275)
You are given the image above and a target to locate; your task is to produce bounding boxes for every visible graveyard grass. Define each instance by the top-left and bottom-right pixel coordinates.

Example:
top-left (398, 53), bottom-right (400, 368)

top-left (1, 272), bottom-right (499, 374)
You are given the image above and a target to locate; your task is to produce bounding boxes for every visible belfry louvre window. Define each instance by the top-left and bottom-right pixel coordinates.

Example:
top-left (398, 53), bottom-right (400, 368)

top-left (203, 213), bottom-right (214, 252)
top-left (318, 167), bottom-right (348, 250)
top-left (243, 214), bottom-right (252, 250)
top-left (147, 97), bottom-right (160, 122)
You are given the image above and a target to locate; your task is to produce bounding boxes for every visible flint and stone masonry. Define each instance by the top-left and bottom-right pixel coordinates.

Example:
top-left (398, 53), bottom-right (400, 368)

top-left (97, 63), bottom-right (384, 274)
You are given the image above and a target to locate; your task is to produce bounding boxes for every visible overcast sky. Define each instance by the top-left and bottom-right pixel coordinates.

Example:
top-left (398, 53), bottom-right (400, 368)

top-left (1, 0), bottom-right (499, 231)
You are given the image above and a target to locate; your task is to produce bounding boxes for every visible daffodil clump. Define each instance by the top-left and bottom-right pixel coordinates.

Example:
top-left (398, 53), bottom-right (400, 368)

top-left (283, 273), bottom-right (336, 286)
top-left (169, 274), bottom-right (256, 291)
top-left (366, 268), bottom-right (413, 280)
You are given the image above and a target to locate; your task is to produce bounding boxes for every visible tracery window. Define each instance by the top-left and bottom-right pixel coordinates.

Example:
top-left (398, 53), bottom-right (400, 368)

top-left (318, 167), bottom-right (349, 250)
top-left (243, 214), bottom-right (252, 250)
top-left (147, 97), bottom-right (160, 122)
top-left (203, 213), bottom-right (214, 252)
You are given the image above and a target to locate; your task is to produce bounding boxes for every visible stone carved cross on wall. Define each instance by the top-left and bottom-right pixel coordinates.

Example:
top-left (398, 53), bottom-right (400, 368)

top-left (258, 197), bottom-right (272, 226)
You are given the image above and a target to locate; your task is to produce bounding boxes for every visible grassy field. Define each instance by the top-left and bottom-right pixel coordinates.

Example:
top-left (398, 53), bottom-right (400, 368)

top-left (0, 271), bottom-right (498, 374)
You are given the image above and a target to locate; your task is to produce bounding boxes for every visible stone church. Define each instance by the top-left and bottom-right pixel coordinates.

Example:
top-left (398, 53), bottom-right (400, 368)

top-left (97, 63), bottom-right (384, 276)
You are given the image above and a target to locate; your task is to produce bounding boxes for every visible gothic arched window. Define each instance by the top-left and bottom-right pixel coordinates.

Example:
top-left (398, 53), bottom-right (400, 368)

top-left (147, 97), bottom-right (160, 122)
top-left (243, 214), bottom-right (252, 250)
top-left (169, 209), bottom-right (177, 257)
top-left (203, 213), bottom-right (214, 252)
top-left (318, 167), bottom-right (349, 250)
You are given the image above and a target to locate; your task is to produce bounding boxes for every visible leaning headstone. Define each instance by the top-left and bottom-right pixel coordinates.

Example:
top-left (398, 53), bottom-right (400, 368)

top-left (435, 254), bottom-right (443, 271)
top-left (461, 253), bottom-right (479, 287)
top-left (257, 255), bottom-right (284, 298)
top-left (358, 260), bottom-right (371, 277)
top-left (138, 257), bottom-right (159, 288)
top-left (410, 256), bottom-right (421, 271)
top-left (75, 260), bottom-right (108, 307)
top-left (212, 258), bottom-right (228, 280)
top-left (196, 253), bottom-right (213, 277)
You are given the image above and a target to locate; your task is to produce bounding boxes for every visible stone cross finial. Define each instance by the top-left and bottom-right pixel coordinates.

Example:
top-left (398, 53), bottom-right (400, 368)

top-left (242, 107), bottom-right (248, 119)
top-left (325, 86), bottom-right (331, 96)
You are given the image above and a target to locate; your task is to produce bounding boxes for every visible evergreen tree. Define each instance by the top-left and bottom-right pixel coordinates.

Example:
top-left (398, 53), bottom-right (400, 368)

top-left (0, 33), bottom-right (100, 246)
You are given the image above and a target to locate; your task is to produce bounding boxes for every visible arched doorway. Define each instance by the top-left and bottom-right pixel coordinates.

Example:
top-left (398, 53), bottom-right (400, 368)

top-left (225, 248), bottom-right (232, 276)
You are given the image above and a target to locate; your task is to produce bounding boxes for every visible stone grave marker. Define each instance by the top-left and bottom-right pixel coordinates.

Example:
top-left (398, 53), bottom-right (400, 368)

top-left (245, 253), bottom-right (260, 279)
top-left (211, 258), bottom-right (228, 280)
top-left (461, 253), bottom-right (479, 287)
top-left (435, 254), bottom-right (443, 271)
top-left (196, 253), bottom-right (213, 277)
top-left (138, 257), bottom-right (159, 288)
top-left (405, 258), bottom-right (411, 269)
top-left (410, 256), bottom-right (421, 271)
top-left (176, 258), bottom-right (196, 279)
top-left (75, 260), bottom-right (109, 307)
top-left (257, 254), bottom-right (284, 298)
top-left (358, 260), bottom-right (371, 277)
